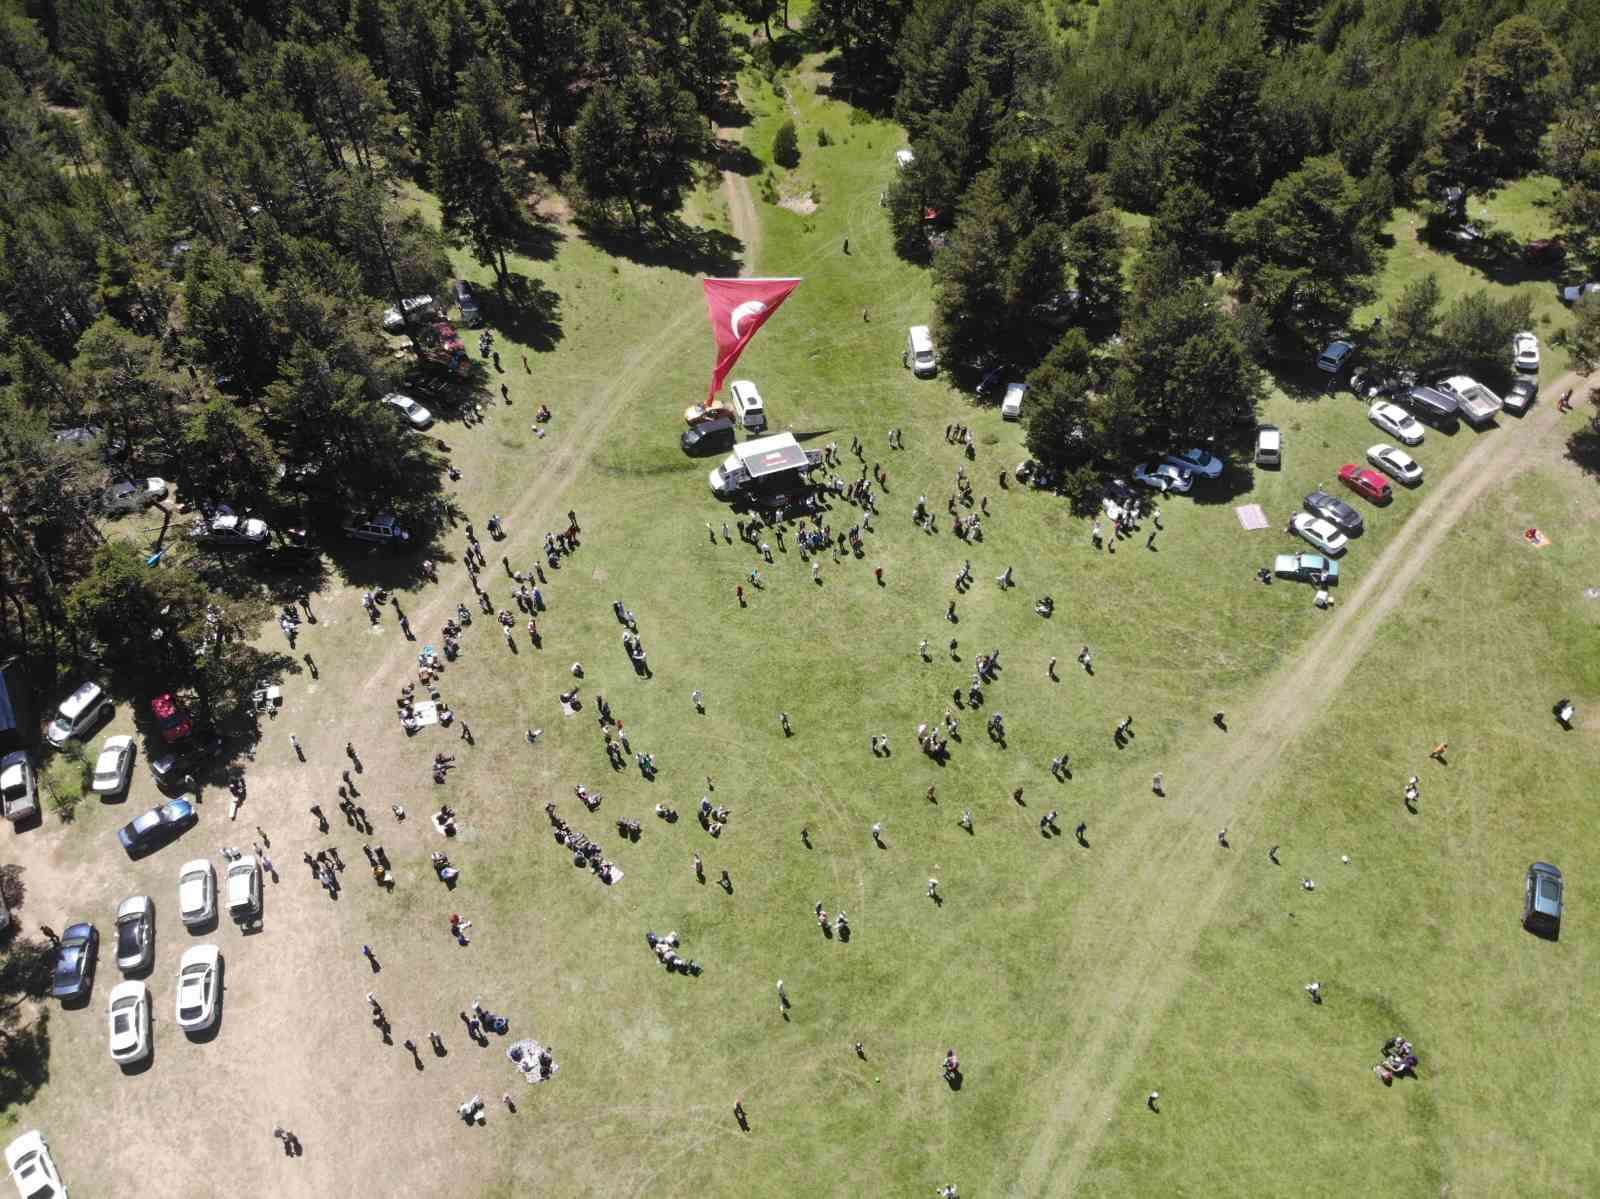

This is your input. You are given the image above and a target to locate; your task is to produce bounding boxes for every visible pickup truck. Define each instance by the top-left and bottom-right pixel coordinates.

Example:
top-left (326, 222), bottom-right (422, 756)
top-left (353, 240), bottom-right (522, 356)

top-left (1440, 375), bottom-right (1502, 425)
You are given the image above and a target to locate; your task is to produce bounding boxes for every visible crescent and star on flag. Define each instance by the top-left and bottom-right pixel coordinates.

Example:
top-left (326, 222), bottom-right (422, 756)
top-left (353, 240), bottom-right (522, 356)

top-left (701, 277), bottom-right (802, 401)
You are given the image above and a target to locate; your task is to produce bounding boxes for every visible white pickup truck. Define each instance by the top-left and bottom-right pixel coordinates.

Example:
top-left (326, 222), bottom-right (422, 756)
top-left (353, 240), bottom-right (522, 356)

top-left (1440, 375), bottom-right (1502, 425)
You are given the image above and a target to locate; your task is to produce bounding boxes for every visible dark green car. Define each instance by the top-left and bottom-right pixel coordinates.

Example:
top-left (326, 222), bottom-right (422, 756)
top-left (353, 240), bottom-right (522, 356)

top-left (1523, 862), bottom-right (1563, 937)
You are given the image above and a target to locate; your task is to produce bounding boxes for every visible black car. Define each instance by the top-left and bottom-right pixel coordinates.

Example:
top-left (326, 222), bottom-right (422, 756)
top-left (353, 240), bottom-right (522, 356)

top-left (1503, 377), bottom-right (1537, 416)
top-left (682, 417), bottom-right (736, 456)
top-left (1304, 489), bottom-right (1364, 536)
top-left (1401, 385), bottom-right (1459, 429)
top-left (149, 730), bottom-right (226, 793)
top-left (50, 922), bottom-right (98, 1002)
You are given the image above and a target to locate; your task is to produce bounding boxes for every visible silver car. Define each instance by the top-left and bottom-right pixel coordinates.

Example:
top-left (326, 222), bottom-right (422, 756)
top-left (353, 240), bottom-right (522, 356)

top-left (114, 895), bottom-right (153, 973)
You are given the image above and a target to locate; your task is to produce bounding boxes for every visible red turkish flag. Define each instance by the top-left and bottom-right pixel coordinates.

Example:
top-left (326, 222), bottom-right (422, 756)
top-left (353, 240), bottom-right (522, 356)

top-left (701, 277), bottom-right (802, 401)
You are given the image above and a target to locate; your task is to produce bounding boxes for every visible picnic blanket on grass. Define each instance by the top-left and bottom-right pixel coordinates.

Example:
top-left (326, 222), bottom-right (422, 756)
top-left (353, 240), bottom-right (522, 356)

top-left (1235, 503), bottom-right (1270, 530)
top-left (411, 701), bottom-right (440, 727)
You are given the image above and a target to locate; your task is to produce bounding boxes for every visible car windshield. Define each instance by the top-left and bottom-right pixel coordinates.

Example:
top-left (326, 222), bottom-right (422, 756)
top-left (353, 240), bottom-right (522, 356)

top-left (117, 921), bottom-right (141, 953)
top-left (56, 947), bottom-right (81, 973)
top-left (134, 811), bottom-right (159, 833)
top-left (0, 777), bottom-right (23, 801)
top-left (1538, 878), bottom-right (1561, 903)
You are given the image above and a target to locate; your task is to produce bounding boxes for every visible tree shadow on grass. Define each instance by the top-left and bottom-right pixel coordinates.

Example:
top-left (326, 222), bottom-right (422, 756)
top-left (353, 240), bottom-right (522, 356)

top-left (505, 212), bottom-right (565, 264)
top-left (716, 140), bottom-right (764, 178)
top-left (0, 1010), bottom-right (51, 1112)
top-left (1565, 419), bottom-right (1600, 482)
top-left (579, 215), bottom-right (743, 276)
top-left (481, 276), bottom-right (564, 353)
top-left (709, 95), bottom-right (753, 130)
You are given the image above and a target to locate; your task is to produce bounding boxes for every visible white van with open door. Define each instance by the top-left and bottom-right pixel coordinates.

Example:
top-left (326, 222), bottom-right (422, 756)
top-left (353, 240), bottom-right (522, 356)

top-left (906, 326), bottom-right (936, 377)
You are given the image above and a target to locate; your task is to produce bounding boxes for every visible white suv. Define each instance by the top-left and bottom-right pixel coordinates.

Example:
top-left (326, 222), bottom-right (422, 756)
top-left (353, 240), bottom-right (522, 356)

top-left (46, 681), bottom-right (110, 748)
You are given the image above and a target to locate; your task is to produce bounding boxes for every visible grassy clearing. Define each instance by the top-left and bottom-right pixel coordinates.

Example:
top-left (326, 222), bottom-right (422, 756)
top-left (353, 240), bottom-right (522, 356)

top-left (15, 49), bottom-right (1600, 1199)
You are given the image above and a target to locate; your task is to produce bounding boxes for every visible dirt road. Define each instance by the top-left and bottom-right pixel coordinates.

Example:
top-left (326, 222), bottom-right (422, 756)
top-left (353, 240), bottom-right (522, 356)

top-left (1010, 387), bottom-right (1572, 1196)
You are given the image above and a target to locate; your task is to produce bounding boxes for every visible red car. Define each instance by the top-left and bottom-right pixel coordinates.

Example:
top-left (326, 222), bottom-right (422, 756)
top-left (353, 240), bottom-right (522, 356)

top-left (1338, 464), bottom-right (1393, 504)
top-left (1523, 239), bottom-right (1566, 264)
top-left (428, 322), bottom-right (466, 354)
top-left (150, 693), bottom-right (193, 744)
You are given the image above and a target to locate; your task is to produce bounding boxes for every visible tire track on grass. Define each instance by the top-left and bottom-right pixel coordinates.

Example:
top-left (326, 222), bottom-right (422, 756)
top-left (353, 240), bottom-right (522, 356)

top-left (1010, 392), bottom-right (1569, 1196)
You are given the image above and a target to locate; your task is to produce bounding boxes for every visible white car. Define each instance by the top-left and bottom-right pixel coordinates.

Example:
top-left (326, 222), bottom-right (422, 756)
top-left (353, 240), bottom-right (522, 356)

top-left (4, 1130), bottom-right (65, 1199)
top-left (175, 944), bottom-right (221, 1033)
top-left (91, 736), bottom-right (135, 797)
top-left (381, 392), bottom-right (433, 429)
top-left (225, 856), bottom-right (262, 926)
top-left (106, 979), bottom-right (151, 1064)
top-left (1132, 463), bottom-right (1193, 493)
top-left (1367, 443), bottom-right (1423, 486)
top-left (197, 513), bottom-right (270, 547)
top-left (104, 477), bottom-right (167, 513)
top-left (1289, 512), bottom-right (1349, 556)
top-left (113, 895), bottom-right (153, 973)
top-left (381, 294), bottom-right (434, 331)
top-left (178, 860), bottom-right (215, 929)
top-left (1163, 448), bottom-right (1224, 479)
top-left (1512, 331), bottom-right (1539, 373)
top-left (1368, 401), bottom-right (1424, 446)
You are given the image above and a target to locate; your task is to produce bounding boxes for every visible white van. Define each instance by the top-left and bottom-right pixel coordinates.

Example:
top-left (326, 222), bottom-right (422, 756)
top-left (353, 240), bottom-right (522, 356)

top-left (906, 326), bottom-right (936, 377)
top-left (728, 380), bottom-right (767, 432)
top-left (45, 681), bottom-right (110, 748)
top-left (1255, 424), bottom-right (1282, 468)
top-left (1001, 382), bottom-right (1026, 421)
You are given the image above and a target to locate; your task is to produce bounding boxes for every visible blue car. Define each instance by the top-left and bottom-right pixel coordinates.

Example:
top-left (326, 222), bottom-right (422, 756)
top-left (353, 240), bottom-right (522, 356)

top-left (117, 797), bottom-right (196, 855)
top-left (51, 922), bottom-right (98, 1001)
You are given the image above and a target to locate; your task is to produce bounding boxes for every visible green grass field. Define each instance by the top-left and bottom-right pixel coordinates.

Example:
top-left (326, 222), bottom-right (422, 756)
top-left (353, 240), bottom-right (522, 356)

top-left (14, 49), bottom-right (1600, 1199)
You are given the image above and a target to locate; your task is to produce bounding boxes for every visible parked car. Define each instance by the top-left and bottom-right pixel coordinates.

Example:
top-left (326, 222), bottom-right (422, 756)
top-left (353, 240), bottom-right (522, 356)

top-left (381, 294), bottom-right (434, 332)
top-left (1132, 463), bottom-right (1193, 493)
top-left (1523, 861), bottom-right (1563, 936)
top-left (1439, 374), bottom-right (1503, 424)
top-left (1367, 443), bottom-right (1423, 486)
top-left (114, 895), bottom-right (153, 973)
top-left (1316, 340), bottom-right (1355, 374)
top-left (1254, 424), bottom-right (1281, 467)
top-left (1000, 381), bottom-right (1027, 420)
top-left (45, 681), bottom-right (111, 748)
top-left (195, 512), bottom-right (270, 548)
top-left (1524, 238), bottom-right (1565, 264)
top-left (148, 730), bottom-right (224, 794)
top-left (1512, 330), bottom-right (1540, 373)
top-left (1338, 464), bottom-right (1393, 504)
top-left (728, 379), bottom-right (767, 432)
top-left (343, 513), bottom-right (411, 546)
top-left (226, 857), bottom-right (262, 927)
top-left (426, 322), bottom-right (465, 354)
top-left (1368, 401), bottom-right (1424, 445)
top-left (683, 400), bottom-right (735, 426)
top-left (117, 798), bottom-right (196, 855)
top-left (178, 860), bottom-right (216, 928)
top-left (91, 736), bottom-right (135, 797)
top-left (175, 944), bottom-right (221, 1032)
top-left (149, 693), bottom-right (192, 745)
top-left (50, 922), bottom-right (97, 1002)
top-left (104, 477), bottom-right (167, 513)
top-left (1503, 377), bottom-right (1537, 416)
top-left (1164, 448), bottom-right (1225, 479)
top-left (453, 280), bottom-right (481, 326)
top-left (894, 149), bottom-right (915, 169)
top-left (1400, 384), bottom-right (1458, 428)
top-left (381, 392), bottom-right (433, 429)
top-left (1273, 553), bottom-right (1340, 584)
top-left (1559, 281), bottom-right (1600, 304)
top-left (4, 1131), bottom-right (65, 1199)
top-left (106, 980), bottom-right (151, 1065)
top-left (0, 751), bottom-right (37, 824)
top-left (1289, 513), bottom-right (1349, 556)
top-left (1303, 489), bottom-right (1363, 535)
top-left (681, 417), bottom-right (736, 456)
